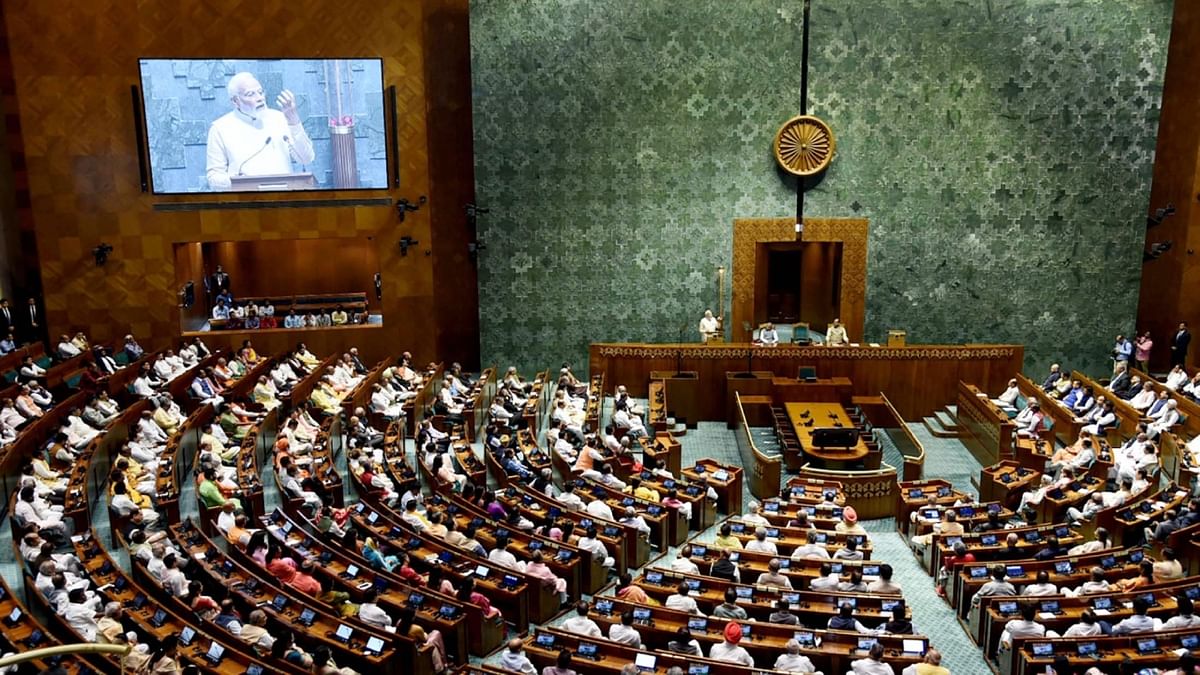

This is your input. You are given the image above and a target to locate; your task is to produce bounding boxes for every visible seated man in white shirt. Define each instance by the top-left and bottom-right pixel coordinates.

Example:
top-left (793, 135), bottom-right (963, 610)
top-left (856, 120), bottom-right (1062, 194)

top-left (848, 643), bottom-right (891, 675)
top-left (757, 323), bottom-right (779, 345)
top-left (741, 501), bottom-right (771, 527)
top-left (1148, 400), bottom-right (1180, 438)
top-left (555, 482), bottom-right (586, 511)
top-left (999, 603), bottom-right (1053, 647)
top-left (283, 464), bottom-right (322, 510)
top-left (1165, 365), bottom-right (1189, 391)
top-left (992, 378), bottom-right (1020, 412)
top-left (744, 527), bottom-right (778, 555)
top-left (809, 563), bottom-right (841, 591)
top-left (576, 526), bottom-right (614, 569)
top-left (486, 538), bottom-right (525, 573)
top-left (1129, 382), bottom-right (1156, 410)
top-left (790, 530), bottom-right (831, 560)
top-left (774, 639), bottom-right (820, 674)
top-left (611, 401), bottom-right (647, 439)
top-left (56, 335), bottom-right (81, 360)
top-left (560, 602), bottom-right (603, 637)
top-left (608, 610), bottom-right (643, 648)
top-left (670, 545), bottom-right (701, 575)
top-left (19, 357), bottom-right (45, 382)
top-left (618, 506), bottom-right (651, 536)
top-left (370, 384), bottom-right (405, 420)
top-left (664, 581), bottom-right (704, 615)
top-left (357, 589), bottom-right (393, 629)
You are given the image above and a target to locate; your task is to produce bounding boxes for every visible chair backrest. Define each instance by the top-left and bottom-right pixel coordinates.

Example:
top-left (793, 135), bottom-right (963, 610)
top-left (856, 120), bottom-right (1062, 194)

top-left (791, 322), bottom-right (810, 342)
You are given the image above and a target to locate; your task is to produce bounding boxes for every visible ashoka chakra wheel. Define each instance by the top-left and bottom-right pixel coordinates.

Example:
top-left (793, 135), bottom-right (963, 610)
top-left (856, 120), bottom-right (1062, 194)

top-left (773, 115), bottom-right (835, 176)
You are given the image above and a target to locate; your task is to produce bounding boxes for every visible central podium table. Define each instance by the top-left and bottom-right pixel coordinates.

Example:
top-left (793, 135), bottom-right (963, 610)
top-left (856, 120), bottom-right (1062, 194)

top-left (785, 402), bottom-right (870, 468)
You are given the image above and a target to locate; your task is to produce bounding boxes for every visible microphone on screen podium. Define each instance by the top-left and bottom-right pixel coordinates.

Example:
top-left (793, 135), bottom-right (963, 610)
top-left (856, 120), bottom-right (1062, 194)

top-left (236, 137), bottom-right (273, 176)
top-left (281, 135), bottom-right (306, 171)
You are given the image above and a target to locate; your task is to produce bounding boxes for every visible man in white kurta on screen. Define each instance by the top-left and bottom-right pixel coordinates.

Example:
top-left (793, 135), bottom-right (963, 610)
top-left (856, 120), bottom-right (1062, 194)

top-left (205, 72), bottom-right (316, 190)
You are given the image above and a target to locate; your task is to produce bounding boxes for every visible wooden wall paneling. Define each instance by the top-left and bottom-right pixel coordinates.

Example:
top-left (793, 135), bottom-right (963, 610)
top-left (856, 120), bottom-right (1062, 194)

top-left (1139, 0), bottom-right (1200, 370)
top-left (174, 242), bottom-right (207, 331)
top-left (424, 0), bottom-right (481, 369)
top-left (203, 237), bottom-right (378, 301)
top-left (0, 0), bottom-right (477, 368)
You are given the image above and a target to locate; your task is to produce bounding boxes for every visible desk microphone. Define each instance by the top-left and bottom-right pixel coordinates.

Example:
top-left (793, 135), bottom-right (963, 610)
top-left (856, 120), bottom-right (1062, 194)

top-left (236, 137), bottom-right (273, 175)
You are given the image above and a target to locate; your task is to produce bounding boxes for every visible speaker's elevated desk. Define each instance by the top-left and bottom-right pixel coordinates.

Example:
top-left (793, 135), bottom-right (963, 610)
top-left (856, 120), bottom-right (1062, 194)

top-left (589, 342), bottom-right (1023, 422)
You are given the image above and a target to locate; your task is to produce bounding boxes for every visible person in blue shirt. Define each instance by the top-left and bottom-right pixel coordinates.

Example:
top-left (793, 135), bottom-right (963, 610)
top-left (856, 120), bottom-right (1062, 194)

top-left (1062, 380), bottom-right (1083, 408)
top-left (502, 449), bottom-right (534, 480)
top-left (0, 332), bottom-right (15, 355)
top-left (1113, 334), bottom-right (1133, 363)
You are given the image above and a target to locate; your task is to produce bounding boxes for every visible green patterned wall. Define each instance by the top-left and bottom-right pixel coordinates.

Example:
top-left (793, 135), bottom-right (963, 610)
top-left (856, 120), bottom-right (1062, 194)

top-left (471, 0), bottom-right (1172, 376)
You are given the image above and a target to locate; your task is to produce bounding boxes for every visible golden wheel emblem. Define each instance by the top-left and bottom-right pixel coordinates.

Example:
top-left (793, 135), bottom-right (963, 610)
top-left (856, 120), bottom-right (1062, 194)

top-left (773, 115), bottom-right (835, 176)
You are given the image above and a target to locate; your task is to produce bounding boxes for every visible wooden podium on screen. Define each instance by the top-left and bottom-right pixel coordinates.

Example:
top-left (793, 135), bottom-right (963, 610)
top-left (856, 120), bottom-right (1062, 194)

top-left (230, 172), bottom-right (317, 191)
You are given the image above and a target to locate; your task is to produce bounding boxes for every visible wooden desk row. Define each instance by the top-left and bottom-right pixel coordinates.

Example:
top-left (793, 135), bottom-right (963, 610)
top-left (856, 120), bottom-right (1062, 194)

top-left (926, 521), bottom-right (1083, 578)
top-left (950, 545), bottom-right (1149, 617)
top-left (635, 566), bottom-right (904, 626)
top-left (1007, 630), bottom-right (1200, 675)
top-left (259, 507), bottom-right (501, 657)
top-left (979, 583), bottom-right (1188, 662)
top-left (571, 595), bottom-right (928, 675)
top-left (492, 484), bottom-right (634, 574)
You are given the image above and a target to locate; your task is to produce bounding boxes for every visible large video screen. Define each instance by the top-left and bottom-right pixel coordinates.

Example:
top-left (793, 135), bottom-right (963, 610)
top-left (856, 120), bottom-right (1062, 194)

top-left (138, 58), bottom-right (388, 193)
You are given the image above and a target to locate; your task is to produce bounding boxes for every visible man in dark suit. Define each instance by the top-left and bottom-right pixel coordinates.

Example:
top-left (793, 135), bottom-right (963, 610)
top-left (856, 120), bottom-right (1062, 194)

top-left (0, 299), bottom-right (13, 336)
top-left (210, 266), bottom-right (230, 294)
top-left (1172, 321), bottom-right (1192, 367)
top-left (1041, 363), bottom-right (1062, 391)
top-left (21, 298), bottom-right (42, 345)
top-left (1108, 364), bottom-right (1131, 398)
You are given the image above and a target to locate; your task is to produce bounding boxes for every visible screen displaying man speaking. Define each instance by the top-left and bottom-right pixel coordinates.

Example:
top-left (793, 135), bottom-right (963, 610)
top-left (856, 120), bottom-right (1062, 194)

top-left (138, 58), bottom-right (387, 193)
top-left (205, 72), bottom-right (316, 190)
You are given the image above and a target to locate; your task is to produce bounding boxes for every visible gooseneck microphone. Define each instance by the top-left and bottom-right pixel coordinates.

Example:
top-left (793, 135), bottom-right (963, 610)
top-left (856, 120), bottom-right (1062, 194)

top-left (236, 137), bottom-right (272, 176)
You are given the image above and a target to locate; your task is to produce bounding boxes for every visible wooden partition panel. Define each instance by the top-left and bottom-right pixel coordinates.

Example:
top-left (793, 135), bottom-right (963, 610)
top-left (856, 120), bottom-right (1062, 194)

top-left (203, 238), bottom-right (379, 300)
top-left (795, 466), bottom-right (898, 520)
top-left (591, 342), bottom-right (1023, 420)
top-left (174, 242), bottom-right (208, 331)
top-left (734, 392), bottom-right (782, 501)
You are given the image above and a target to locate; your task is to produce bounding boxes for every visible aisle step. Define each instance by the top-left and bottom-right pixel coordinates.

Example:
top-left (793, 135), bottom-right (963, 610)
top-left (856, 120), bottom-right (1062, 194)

top-left (934, 407), bottom-right (963, 432)
top-left (922, 415), bottom-right (963, 438)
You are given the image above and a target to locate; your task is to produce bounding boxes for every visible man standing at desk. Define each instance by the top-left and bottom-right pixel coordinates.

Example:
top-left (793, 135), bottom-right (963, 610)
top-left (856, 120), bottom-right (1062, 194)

top-left (825, 318), bottom-right (848, 346)
top-left (205, 72), bottom-right (316, 191)
top-left (699, 310), bottom-right (721, 343)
